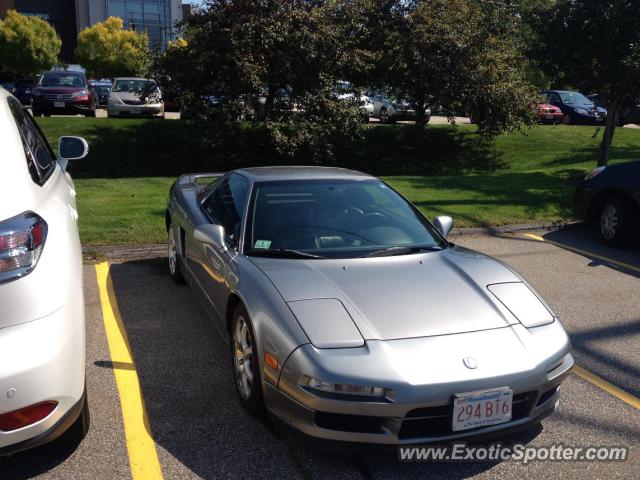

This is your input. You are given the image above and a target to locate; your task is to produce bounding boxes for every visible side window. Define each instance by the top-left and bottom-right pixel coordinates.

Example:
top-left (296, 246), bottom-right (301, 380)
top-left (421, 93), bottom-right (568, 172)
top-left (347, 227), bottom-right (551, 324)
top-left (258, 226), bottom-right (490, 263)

top-left (202, 174), bottom-right (250, 247)
top-left (7, 99), bottom-right (57, 185)
top-left (549, 93), bottom-right (561, 105)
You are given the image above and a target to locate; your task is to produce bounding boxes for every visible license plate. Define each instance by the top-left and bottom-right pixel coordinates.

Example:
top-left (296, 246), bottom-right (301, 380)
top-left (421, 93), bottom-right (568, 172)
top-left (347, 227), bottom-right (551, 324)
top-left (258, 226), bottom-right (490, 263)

top-left (545, 114), bottom-right (555, 120)
top-left (53, 101), bottom-right (65, 108)
top-left (452, 388), bottom-right (512, 431)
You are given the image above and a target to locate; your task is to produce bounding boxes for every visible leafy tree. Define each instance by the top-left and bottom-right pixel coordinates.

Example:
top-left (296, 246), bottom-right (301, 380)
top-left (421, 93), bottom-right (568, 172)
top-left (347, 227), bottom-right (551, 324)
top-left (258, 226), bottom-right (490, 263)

top-left (531, 0), bottom-right (640, 166)
top-left (382, 0), bottom-right (536, 132)
top-left (0, 10), bottom-right (61, 78)
top-left (75, 17), bottom-right (150, 78)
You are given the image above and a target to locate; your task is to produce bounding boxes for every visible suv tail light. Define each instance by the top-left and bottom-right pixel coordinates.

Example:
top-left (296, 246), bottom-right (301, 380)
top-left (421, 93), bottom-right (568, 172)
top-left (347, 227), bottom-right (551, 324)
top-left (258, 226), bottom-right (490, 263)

top-left (0, 212), bottom-right (47, 284)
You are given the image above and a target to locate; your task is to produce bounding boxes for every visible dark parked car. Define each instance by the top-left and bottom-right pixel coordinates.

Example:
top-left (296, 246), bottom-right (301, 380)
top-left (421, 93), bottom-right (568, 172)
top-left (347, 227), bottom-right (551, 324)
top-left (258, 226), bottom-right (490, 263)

top-left (574, 161), bottom-right (640, 246)
top-left (94, 82), bottom-right (112, 107)
top-left (587, 94), bottom-right (640, 127)
top-left (32, 71), bottom-right (97, 117)
top-left (13, 78), bottom-right (38, 106)
top-left (541, 90), bottom-right (606, 125)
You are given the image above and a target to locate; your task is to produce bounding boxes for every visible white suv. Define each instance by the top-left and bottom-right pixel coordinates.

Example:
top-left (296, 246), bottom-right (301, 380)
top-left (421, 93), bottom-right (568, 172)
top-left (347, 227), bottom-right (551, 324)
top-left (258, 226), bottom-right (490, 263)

top-left (0, 88), bottom-right (89, 455)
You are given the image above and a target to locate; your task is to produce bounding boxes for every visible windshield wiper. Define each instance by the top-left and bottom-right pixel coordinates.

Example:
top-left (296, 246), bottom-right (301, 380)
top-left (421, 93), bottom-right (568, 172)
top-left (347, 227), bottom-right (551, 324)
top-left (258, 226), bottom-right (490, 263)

top-left (249, 249), bottom-right (326, 259)
top-left (362, 245), bottom-right (443, 258)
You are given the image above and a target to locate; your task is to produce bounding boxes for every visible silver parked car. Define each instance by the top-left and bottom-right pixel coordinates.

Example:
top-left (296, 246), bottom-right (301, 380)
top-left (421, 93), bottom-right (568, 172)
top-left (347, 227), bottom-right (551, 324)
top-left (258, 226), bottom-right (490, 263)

top-left (368, 91), bottom-right (431, 124)
top-left (107, 77), bottom-right (164, 118)
top-left (166, 167), bottom-right (573, 447)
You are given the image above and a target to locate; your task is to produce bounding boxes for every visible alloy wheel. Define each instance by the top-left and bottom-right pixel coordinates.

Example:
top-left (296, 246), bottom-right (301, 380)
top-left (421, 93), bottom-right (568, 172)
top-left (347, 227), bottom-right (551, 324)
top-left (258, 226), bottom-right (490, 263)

top-left (168, 227), bottom-right (177, 275)
top-left (601, 204), bottom-right (618, 240)
top-left (233, 315), bottom-right (254, 399)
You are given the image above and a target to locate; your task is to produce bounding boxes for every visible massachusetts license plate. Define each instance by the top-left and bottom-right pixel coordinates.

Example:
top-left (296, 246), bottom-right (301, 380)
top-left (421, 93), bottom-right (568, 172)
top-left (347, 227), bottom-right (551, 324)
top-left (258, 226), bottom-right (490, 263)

top-left (53, 101), bottom-right (65, 108)
top-left (452, 388), bottom-right (512, 431)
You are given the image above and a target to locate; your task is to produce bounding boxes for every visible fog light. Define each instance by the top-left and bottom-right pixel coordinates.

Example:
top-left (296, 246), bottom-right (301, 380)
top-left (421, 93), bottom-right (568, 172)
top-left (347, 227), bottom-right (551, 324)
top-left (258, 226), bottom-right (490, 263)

top-left (300, 375), bottom-right (394, 402)
top-left (0, 401), bottom-right (58, 431)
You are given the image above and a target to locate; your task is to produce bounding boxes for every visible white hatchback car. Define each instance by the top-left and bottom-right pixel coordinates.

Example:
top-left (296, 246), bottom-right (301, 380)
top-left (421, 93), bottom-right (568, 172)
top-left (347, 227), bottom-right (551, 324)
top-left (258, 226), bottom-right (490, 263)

top-left (0, 88), bottom-right (89, 455)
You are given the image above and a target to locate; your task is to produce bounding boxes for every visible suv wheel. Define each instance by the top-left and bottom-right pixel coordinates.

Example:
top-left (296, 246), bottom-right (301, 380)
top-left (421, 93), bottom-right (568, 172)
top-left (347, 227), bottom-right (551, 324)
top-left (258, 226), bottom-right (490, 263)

top-left (600, 197), bottom-right (638, 247)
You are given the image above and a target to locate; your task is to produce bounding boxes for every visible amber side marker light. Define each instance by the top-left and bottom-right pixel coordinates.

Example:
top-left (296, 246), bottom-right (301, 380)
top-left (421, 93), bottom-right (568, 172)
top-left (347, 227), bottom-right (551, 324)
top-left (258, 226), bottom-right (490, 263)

top-left (0, 401), bottom-right (58, 431)
top-left (265, 352), bottom-right (279, 370)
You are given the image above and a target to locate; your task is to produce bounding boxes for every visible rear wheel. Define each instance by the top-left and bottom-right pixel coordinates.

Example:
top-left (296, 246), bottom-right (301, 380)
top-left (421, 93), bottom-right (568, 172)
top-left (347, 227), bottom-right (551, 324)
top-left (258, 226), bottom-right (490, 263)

top-left (62, 392), bottom-right (90, 445)
top-left (231, 304), bottom-right (264, 416)
top-left (600, 197), bottom-right (638, 247)
top-left (168, 223), bottom-right (186, 284)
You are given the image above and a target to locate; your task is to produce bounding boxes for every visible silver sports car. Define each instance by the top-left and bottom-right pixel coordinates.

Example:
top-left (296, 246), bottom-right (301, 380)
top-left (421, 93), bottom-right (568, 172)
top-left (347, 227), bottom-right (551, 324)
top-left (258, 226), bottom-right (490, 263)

top-left (166, 167), bottom-right (573, 447)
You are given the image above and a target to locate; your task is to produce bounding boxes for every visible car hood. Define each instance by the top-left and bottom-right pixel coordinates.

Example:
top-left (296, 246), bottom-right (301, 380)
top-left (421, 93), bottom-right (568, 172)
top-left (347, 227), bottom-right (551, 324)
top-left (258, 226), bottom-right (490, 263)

top-left (250, 246), bottom-right (525, 341)
top-left (110, 91), bottom-right (150, 103)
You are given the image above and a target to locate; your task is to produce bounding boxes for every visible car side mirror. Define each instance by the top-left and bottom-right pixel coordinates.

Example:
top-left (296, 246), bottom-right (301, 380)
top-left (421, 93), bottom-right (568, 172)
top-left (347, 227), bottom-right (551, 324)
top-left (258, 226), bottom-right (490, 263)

top-left (434, 215), bottom-right (454, 238)
top-left (194, 224), bottom-right (227, 250)
top-left (58, 136), bottom-right (89, 171)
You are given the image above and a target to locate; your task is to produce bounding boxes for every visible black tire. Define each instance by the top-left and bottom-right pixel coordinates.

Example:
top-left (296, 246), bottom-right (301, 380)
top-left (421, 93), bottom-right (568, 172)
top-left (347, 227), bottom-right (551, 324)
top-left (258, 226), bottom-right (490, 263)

top-left (600, 197), bottom-right (638, 247)
top-left (62, 392), bottom-right (90, 445)
top-left (230, 304), bottom-right (264, 416)
top-left (168, 223), bottom-right (186, 284)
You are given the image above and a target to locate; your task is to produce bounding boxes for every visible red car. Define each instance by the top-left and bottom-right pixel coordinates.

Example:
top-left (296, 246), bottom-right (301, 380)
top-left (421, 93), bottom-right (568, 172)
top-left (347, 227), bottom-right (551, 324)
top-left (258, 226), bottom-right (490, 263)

top-left (32, 71), bottom-right (97, 117)
top-left (535, 103), bottom-right (563, 124)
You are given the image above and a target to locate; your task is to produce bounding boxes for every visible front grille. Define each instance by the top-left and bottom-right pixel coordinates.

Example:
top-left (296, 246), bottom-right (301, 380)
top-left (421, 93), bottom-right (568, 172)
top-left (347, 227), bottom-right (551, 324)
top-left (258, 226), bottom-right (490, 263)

top-left (123, 99), bottom-right (145, 105)
top-left (398, 391), bottom-right (536, 440)
top-left (314, 411), bottom-right (384, 434)
top-left (44, 93), bottom-right (73, 101)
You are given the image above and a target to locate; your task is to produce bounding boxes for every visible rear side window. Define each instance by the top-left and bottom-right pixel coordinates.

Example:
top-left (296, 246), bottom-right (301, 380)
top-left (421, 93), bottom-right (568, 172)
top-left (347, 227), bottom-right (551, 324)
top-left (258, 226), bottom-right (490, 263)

top-left (7, 98), bottom-right (57, 185)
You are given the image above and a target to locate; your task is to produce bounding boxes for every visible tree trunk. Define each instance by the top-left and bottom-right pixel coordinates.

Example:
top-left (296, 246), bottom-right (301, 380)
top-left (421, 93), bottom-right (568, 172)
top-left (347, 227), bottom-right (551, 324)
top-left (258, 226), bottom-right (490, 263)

top-left (598, 96), bottom-right (622, 167)
top-left (264, 84), bottom-right (276, 122)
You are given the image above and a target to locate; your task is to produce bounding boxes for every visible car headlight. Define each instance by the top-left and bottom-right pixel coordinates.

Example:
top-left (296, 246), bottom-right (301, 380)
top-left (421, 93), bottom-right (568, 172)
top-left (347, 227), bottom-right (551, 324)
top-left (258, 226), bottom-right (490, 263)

top-left (585, 165), bottom-right (606, 180)
top-left (575, 108), bottom-right (588, 115)
top-left (487, 282), bottom-right (554, 328)
top-left (71, 89), bottom-right (88, 98)
top-left (299, 375), bottom-right (395, 402)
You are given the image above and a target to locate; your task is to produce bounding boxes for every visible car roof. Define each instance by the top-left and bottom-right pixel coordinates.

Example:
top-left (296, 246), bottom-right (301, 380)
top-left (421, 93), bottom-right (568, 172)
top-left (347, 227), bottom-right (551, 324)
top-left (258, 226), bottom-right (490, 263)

top-left (235, 166), bottom-right (372, 182)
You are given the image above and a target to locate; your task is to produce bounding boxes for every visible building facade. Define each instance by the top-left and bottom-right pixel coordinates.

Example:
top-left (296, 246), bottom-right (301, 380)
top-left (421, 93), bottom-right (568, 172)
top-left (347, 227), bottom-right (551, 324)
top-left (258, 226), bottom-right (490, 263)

top-left (0, 0), bottom-right (78, 61)
top-left (75, 0), bottom-right (183, 50)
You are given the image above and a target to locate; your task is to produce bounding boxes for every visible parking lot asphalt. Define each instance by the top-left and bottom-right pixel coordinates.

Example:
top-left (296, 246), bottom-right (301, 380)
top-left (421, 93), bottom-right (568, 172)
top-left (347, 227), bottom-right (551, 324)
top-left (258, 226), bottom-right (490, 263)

top-left (1, 225), bottom-right (638, 480)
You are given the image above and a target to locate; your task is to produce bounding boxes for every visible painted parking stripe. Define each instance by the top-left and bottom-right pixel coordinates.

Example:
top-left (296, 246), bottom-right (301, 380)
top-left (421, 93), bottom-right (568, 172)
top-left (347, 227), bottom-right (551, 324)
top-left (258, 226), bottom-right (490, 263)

top-left (573, 365), bottom-right (640, 410)
top-left (523, 233), bottom-right (640, 274)
top-left (520, 234), bottom-right (640, 410)
top-left (95, 262), bottom-right (164, 480)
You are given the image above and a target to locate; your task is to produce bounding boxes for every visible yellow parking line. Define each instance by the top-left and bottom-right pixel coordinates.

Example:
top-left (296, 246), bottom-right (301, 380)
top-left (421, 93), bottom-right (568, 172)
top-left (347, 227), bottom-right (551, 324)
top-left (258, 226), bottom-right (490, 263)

top-left (523, 233), bottom-right (640, 273)
top-left (573, 365), bottom-right (640, 410)
top-left (95, 262), bottom-right (164, 480)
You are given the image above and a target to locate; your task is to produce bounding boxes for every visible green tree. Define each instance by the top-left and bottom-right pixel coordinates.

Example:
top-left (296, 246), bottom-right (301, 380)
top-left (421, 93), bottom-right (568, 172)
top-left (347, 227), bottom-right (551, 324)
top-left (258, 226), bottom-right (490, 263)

top-left (75, 17), bottom-right (150, 78)
top-left (383, 0), bottom-right (536, 132)
top-left (0, 10), bottom-right (61, 78)
top-left (531, 0), bottom-right (640, 166)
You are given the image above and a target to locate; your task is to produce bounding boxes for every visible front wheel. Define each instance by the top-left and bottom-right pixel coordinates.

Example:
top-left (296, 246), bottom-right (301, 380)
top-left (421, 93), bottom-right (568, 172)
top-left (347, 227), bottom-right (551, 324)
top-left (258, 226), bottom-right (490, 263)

top-left (231, 305), bottom-right (264, 416)
top-left (562, 113), bottom-right (572, 125)
top-left (168, 223), bottom-right (186, 284)
top-left (600, 198), bottom-right (638, 247)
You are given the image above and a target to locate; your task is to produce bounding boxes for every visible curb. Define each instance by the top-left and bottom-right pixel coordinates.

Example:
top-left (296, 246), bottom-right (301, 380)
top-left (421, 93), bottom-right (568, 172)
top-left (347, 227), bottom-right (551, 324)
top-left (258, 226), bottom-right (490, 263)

top-left (82, 221), bottom-right (581, 262)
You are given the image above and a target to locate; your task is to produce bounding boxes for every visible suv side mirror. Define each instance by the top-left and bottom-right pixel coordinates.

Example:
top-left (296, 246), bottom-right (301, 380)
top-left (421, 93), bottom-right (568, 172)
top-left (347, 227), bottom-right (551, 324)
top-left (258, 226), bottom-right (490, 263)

top-left (194, 224), bottom-right (227, 250)
top-left (59, 136), bottom-right (89, 171)
top-left (434, 216), bottom-right (454, 238)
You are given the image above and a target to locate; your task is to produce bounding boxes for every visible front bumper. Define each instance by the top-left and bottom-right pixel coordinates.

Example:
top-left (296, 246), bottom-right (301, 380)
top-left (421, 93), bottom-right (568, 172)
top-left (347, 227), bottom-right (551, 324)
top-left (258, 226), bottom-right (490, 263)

top-left (268, 322), bottom-right (573, 447)
top-left (32, 97), bottom-right (93, 115)
top-left (539, 112), bottom-right (563, 123)
top-left (108, 102), bottom-right (164, 117)
top-left (573, 183), bottom-right (594, 220)
top-left (0, 298), bottom-right (85, 452)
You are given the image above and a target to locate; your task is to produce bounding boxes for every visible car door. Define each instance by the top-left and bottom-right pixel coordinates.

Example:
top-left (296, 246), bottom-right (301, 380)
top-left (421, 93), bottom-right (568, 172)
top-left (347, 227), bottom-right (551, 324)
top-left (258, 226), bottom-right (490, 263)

top-left (190, 174), bottom-right (250, 329)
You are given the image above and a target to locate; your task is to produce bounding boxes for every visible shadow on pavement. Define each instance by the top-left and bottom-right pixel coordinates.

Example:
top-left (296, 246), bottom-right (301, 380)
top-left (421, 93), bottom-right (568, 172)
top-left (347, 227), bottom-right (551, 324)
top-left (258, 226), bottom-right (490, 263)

top-left (107, 258), bottom-right (545, 479)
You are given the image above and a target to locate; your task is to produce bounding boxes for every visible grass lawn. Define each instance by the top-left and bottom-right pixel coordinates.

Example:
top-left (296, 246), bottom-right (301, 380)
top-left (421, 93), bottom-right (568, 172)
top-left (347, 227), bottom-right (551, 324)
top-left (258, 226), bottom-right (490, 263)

top-left (38, 117), bottom-right (640, 244)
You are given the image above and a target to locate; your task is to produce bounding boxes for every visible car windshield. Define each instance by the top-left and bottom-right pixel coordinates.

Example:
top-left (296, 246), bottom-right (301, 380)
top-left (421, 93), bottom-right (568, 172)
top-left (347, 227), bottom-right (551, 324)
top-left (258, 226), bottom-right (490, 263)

top-left (246, 179), bottom-right (446, 259)
top-left (40, 73), bottom-right (86, 88)
top-left (112, 79), bottom-right (157, 93)
top-left (559, 92), bottom-right (592, 106)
